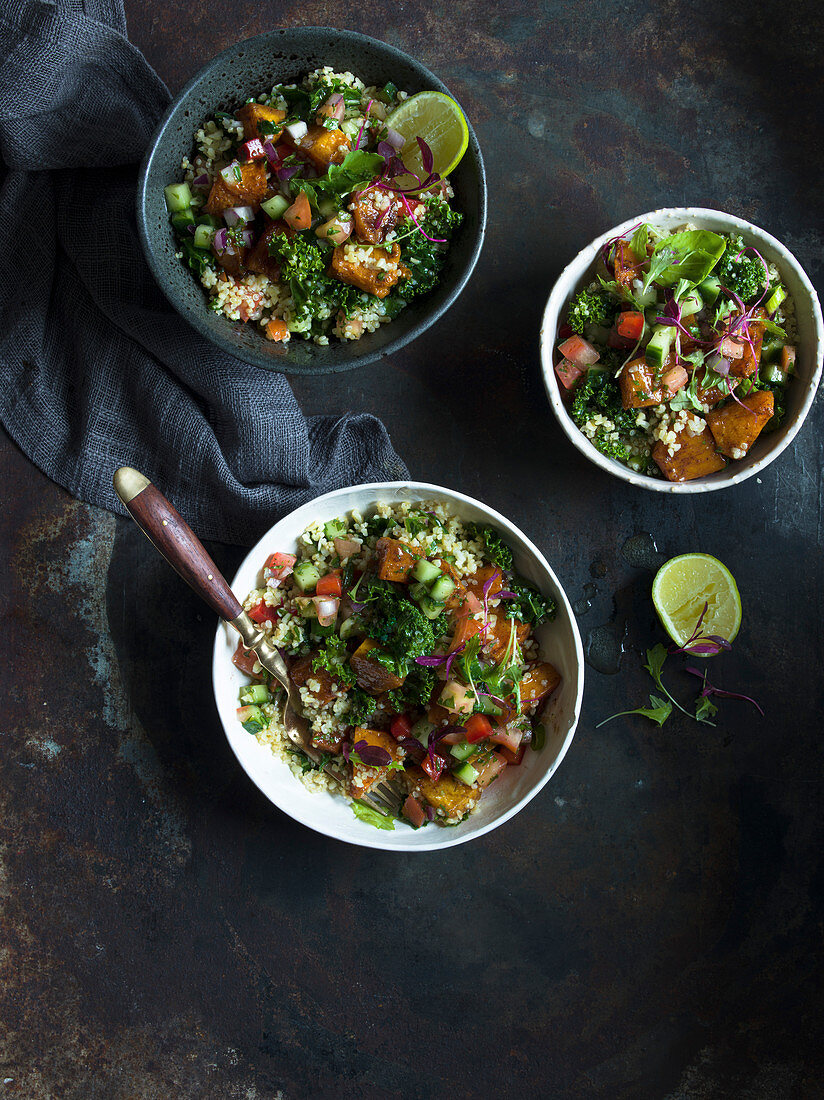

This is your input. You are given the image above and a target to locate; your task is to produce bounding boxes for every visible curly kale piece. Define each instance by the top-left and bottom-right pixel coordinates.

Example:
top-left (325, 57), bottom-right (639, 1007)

top-left (567, 288), bottom-right (617, 334)
top-left (348, 688), bottom-right (378, 726)
top-left (465, 523), bottom-right (514, 571)
top-left (570, 369), bottom-right (644, 466)
top-left (362, 579), bottom-right (435, 673)
top-left (387, 198), bottom-right (463, 307)
top-left (504, 578), bottom-right (556, 626)
top-left (312, 634), bottom-right (357, 688)
top-left (714, 235), bottom-right (768, 304)
top-left (268, 232), bottom-right (365, 323)
top-left (386, 664), bottom-right (436, 714)
top-left (760, 381), bottom-right (787, 435)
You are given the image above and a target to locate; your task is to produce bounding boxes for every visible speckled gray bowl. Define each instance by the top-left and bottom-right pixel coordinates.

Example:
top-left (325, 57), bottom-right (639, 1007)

top-left (137, 28), bottom-right (486, 375)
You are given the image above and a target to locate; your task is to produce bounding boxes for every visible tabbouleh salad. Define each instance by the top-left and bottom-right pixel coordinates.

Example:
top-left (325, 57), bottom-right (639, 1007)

top-left (163, 66), bottom-right (462, 345)
top-left (232, 501), bottom-right (562, 831)
top-left (554, 223), bottom-right (797, 482)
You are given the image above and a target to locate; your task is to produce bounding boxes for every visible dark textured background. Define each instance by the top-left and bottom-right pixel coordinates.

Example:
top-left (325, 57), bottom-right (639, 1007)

top-left (1, 2), bottom-right (823, 1097)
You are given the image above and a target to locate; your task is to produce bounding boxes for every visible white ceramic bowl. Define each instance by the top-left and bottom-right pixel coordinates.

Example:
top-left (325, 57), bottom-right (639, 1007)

top-left (540, 207), bottom-right (824, 492)
top-left (212, 481), bottom-right (584, 851)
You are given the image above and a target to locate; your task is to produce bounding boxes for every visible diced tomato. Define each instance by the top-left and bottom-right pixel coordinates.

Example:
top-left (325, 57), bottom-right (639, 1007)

top-left (239, 138), bottom-right (267, 161)
top-left (719, 335), bottom-right (745, 359)
top-left (616, 310), bottom-right (644, 340)
top-left (558, 334), bottom-right (600, 366)
top-left (402, 795), bottom-right (426, 828)
top-left (390, 715), bottom-right (412, 742)
top-left (558, 323), bottom-right (573, 340)
top-left (283, 190), bottom-right (311, 231)
top-left (489, 726), bottom-right (523, 753)
top-left (474, 752), bottom-right (508, 788)
top-left (608, 327), bottom-right (637, 348)
top-left (264, 551), bottom-right (296, 579)
top-left (781, 345), bottom-right (796, 373)
top-left (316, 573), bottom-right (342, 598)
top-left (661, 365), bottom-right (688, 395)
top-left (232, 640), bottom-right (262, 678)
top-left (248, 599), bottom-right (276, 624)
top-left (421, 753), bottom-right (445, 781)
top-left (555, 357), bottom-right (586, 390)
top-left (497, 743), bottom-right (526, 765)
top-left (464, 714), bottom-right (493, 744)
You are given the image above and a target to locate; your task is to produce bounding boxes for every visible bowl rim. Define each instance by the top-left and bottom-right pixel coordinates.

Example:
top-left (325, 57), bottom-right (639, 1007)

top-left (539, 206), bottom-right (824, 493)
top-left (136, 26), bottom-right (487, 377)
top-left (211, 480), bottom-right (585, 851)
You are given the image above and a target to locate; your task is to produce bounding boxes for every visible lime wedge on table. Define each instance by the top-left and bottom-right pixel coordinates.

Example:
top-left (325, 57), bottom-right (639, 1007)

top-left (387, 91), bottom-right (469, 180)
top-left (652, 554), bottom-right (742, 652)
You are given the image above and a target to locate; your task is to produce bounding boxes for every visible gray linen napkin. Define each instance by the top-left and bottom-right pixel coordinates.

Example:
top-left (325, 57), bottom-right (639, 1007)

top-left (0, 0), bottom-right (408, 544)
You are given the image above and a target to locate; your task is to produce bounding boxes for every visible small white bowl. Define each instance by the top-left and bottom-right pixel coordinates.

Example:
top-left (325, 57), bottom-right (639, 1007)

top-left (212, 481), bottom-right (584, 851)
top-left (540, 207), bottom-right (824, 492)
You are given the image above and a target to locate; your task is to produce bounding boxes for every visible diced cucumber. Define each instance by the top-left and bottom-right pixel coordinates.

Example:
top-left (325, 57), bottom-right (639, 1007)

top-left (293, 596), bottom-right (318, 618)
top-left (239, 683), bottom-right (271, 705)
top-left (237, 704), bottom-right (266, 733)
top-left (765, 284), bottom-right (787, 315)
top-left (310, 621), bottom-right (336, 638)
top-left (760, 332), bottom-right (785, 363)
top-left (171, 208), bottom-right (196, 234)
top-left (680, 289), bottom-right (703, 316)
top-left (164, 182), bottom-right (193, 212)
top-left (419, 595), bottom-right (446, 620)
top-left (475, 695), bottom-right (503, 717)
top-left (292, 561), bottom-right (320, 592)
top-left (193, 224), bottom-right (215, 249)
top-left (698, 275), bottom-right (721, 306)
top-left (633, 284), bottom-right (658, 309)
top-left (408, 581), bottom-right (429, 603)
top-left (412, 559), bottom-right (441, 585)
top-left (646, 324), bottom-right (673, 372)
top-left (453, 761), bottom-right (479, 786)
top-left (428, 574), bottom-right (455, 603)
top-left (197, 213), bottom-right (222, 228)
top-left (339, 616), bottom-right (361, 640)
top-left (450, 741), bottom-right (478, 762)
top-left (411, 718), bottom-right (435, 747)
top-left (261, 194), bottom-right (290, 220)
top-left (323, 518), bottom-right (347, 540)
top-left (760, 362), bottom-right (787, 384)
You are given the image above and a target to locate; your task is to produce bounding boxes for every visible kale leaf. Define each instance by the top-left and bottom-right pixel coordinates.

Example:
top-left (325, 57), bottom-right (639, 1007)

top-left (386, 663), bottom-right (435, 714)
top-left (268, 231), bottom-right (366, 323)
top-left (348, 688), bottom-right (378, 726)
top-left (388, 198), bottom-right (463, 305)
top-left (504, 578), bottom-right (557, 625)
top-left (714, 235), bottom-right (769, 303)
top-left (365, 580), bottom-right (435, 670)
top-left (567, 288), bottom-right (616, 334)
top-left (312, 634), bottom-right (357, 688)
top-left (466, 523), bottom-right (514, 571)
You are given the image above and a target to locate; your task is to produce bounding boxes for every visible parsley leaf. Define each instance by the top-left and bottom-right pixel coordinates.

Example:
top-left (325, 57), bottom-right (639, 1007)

top-left (596, 694), bottom-right (673, 728)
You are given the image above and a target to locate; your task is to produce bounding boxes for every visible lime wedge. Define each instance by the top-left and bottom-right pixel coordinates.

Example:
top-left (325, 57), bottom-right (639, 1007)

top-left (652, 553), bottom-right (742, 652)
top-left (386, 91), bottom-right (469, 181)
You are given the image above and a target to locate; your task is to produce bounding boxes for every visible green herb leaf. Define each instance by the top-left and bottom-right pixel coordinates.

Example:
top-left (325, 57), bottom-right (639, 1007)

top-left (630, 223), bottom-right (650, 259)
top-left (532, 722), bottom-right (546, 751)
top-left (695, 695), bottom-right (718, 722)
top-left (466, 522), bottom-right (514, 571)
top-left (351, 801), bottom-right (395, 830)
top-left (595, 694), bottom-right (672, 728)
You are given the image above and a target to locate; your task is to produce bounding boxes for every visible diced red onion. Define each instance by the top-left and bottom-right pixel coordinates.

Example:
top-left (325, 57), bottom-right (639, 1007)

top-left (318, 94), bottom-right (345, 122)
top-left (285, 120), bottom-right (308, 141)
top-left (333, 536), bottom-right (362, 560)
top-left (224, 205), bottom-right (255, 227)
top-left (192, 173), bottom-right (210, 190)
top-left (313, 596), bottom-right (340, 627)
top-left (384, 127), bottom-right (405, 150)
top-left (220, 161), bottom-right (242, 187)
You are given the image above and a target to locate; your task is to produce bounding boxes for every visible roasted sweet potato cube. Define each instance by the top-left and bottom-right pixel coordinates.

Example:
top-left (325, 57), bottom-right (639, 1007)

top-left (706, 391), bottom-right (774, 458)
top-left (731, 310), bottom-right (766, 378)
top-left (652, 423), bottom-right (726, 482)
top-left (614, 239), bottom-right (641, 289)
top-left (349, 727), bottom-right (404, 798)
top-left (464, 565), bottom-right (504, 601)
top-left (375, 537), bottom-right (417, 582)
top-left (235, 103), bottom-right (286, 142)
top-left (404, 766), bottom-right (480, 819)
top-left (619, 357), bottom-right (664, 408)
top-left (290, 652), bottom-right (342, 704)
top-left (331, 242), bottom-right (408, 299)
top-left (292, 124), bottom-right (351, 169)
top-left (352, 194), bottom-right (402, 244)
top-left (519, 662), bottom-right (562, 713)
top-left (204, 162), bottom-right (268, 214)
top-left (696, 371), bottom-right (739, 409)
top-left (448, 614), bottom-right (482, 654)
top-left (311, 728), bottom-right (345, 754)
top-left (245, 223), bottom-right (282, 280)
top-left (349, 639), bottom-right (405, 696)
top-left (484, 612), bottom-right (530, 663)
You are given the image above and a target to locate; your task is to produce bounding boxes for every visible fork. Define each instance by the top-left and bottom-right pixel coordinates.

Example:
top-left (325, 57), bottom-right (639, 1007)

top-left (112, 467), bottom-right (404, 819)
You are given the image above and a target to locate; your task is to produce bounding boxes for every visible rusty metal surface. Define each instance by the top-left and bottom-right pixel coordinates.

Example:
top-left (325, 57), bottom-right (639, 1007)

top-left (2, 1), bottom-right (824, 1096)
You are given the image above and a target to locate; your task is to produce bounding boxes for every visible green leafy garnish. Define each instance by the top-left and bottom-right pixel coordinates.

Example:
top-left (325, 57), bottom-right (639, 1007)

top-left (466, 523), bottom-right (514, 571)
top-left (351, 801), bottom-right (395, 830)
top-left (385, 198), bottom-right (462, 305)
top-left (629, 222), bottom-right (651, 259)
top-left (504, 578), bottom-right (556, 626)
top-left (312, 634), bottom-right (357, 688)
top-left (644, 230), bottom-right (726, 293)
top-left (596, 695), bottom-right (672, 728)
top-left (348, 688), bottom-right (378, 726)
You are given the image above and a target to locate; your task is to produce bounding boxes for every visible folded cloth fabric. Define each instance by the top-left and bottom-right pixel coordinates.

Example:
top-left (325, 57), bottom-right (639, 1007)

top-left (0, 0), bottom-right (408, 544)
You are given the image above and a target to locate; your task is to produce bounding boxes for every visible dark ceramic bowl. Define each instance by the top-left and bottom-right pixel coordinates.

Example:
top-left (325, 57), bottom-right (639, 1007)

top-left (137, 27), bottom-right (486, 375)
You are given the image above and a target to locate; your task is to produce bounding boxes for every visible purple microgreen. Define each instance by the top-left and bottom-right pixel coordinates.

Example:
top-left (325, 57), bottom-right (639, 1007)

top-left (424, 804), bottom-right (435, 822)
top-left (685, 668), bottom-right (764, 716)
top-left (351, 738), bottom-right (393, 767)
top-left (417, 136), bottom-right (435, 176)
top-left (427, 724), bottom-right (463, 769)
top-left (398, 192), bottom-right (446, 243)
top-left (497, 590), bottom-right (518, 600)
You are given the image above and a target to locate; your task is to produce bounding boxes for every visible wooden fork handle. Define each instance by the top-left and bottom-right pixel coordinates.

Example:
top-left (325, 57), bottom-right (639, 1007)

top-left (113, 467), bottom-right (242, 622)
